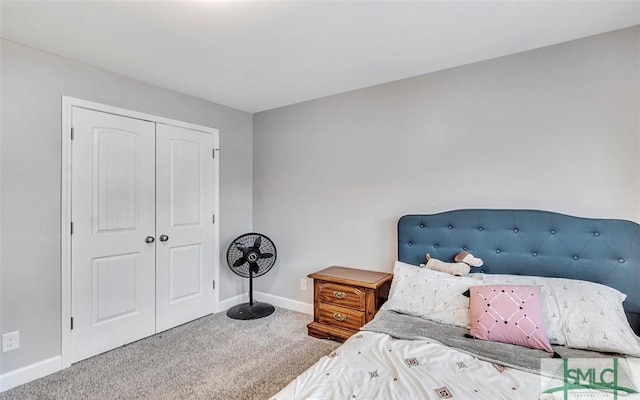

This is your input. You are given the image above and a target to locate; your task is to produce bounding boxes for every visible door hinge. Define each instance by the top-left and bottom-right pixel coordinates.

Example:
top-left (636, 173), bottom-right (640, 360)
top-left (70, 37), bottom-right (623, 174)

top-left (71, 127), bottom-right (75, 140)
top-left (70, 317), bottom-right (74, 330)
top-left (212, 149), bottom-right (215, 159)
top-left (70, 222), bottom-right (74, 235)
top-left (212, 214), bottom-right (215, 224)
top-left (212, 280), bottom-right (216, 290)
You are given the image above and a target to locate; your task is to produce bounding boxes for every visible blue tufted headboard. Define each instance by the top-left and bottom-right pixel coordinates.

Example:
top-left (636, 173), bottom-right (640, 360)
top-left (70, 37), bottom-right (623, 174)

top-left (397, 209), bottom-right (640, 334)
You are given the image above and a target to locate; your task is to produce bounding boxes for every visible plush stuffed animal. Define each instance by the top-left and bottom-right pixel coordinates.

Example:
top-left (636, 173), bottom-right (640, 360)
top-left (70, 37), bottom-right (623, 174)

top-left (454, 251), bottom-right (484, 267)
top-left (420, 251), bottom-right (484, 276)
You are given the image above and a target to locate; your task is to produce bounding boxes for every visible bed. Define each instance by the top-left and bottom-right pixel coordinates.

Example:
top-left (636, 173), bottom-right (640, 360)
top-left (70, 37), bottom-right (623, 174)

top-left (272, 209), bottom-right (640, 399)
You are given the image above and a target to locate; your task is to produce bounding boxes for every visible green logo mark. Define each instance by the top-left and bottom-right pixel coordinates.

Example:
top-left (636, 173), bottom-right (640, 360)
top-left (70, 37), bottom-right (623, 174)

top-left (542, 358), bottom-right (638, 400)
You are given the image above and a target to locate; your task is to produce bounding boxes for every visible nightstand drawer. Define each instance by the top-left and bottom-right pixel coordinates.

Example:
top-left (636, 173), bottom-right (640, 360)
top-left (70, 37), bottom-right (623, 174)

top-left (317, 302), bottom-right (365, 332)
top-left (318, 282), bottom-right (365, 310)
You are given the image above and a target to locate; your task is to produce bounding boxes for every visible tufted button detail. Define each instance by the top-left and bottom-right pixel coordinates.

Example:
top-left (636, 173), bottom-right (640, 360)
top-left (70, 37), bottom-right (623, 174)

top-left (532, 252), bottom-right (537, 257)
top-left (550, 230), bottom-right (556, 234)
top-left (478, 227), bottom-right (483, 231)
top-left (594, 232), bottom-right (600, 236)
top-left (463, 247), bottom-right (468, 251)
top-left (420, 224), bottom-right (424, 228)
top-left (434, 244), bottom-right (439, 249)
top-left (448, 225), bottom-right (452, 230)
top-left (408, 242), bottom-right (412, 246)
top-left (619, 258), bottom-right (625, 263)
top-left (572, 256), bottom-right (578, 260)
top-left (513, 228), bottom-right (518, 233)
top-left (496, 249), bottom-right (501, 254)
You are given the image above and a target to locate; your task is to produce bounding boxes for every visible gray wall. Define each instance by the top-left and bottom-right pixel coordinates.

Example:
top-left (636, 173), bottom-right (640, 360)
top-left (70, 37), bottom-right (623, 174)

top-left (0, 39), bottom-right (253, 373)
top-left (253, 27), bottom-right (640, 305)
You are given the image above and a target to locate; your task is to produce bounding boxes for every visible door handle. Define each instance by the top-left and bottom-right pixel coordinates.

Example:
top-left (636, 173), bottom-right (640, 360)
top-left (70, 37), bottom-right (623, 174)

top-left (159, 234), bottom-right (169, 242)
top-left (145, 236), bottom-right (155, 244)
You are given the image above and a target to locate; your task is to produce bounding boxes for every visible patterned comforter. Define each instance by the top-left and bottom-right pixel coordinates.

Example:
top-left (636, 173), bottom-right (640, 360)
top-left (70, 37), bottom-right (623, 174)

top-left (271, 311), bottom-right (638, 400)
top-left (270, 329), bottom-right (540, 399)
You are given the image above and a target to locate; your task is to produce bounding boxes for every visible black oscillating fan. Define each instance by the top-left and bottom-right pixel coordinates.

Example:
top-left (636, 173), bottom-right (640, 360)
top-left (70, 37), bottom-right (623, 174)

top-left (226, 233), bottom-right (277, 320)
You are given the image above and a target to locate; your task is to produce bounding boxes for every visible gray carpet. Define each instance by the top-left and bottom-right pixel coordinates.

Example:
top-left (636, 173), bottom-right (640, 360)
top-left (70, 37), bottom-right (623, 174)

top-left (1, 307), bottom-right (339, 400)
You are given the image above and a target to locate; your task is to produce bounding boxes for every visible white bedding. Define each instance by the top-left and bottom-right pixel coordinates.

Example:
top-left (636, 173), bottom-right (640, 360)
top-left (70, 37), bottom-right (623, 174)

top-left (270, 331), bottom-right (541, 399)
top-left (274, 262), bottom-right (640, 399)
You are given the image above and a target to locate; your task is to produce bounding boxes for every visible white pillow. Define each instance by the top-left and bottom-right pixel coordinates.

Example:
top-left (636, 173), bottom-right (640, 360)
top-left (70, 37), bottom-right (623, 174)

top-left (382, 261), bottom-right (481, 328)
top-left (481, 274), bottom-right (640, 356)
top-left (548, 278), bottom-right (640, 357)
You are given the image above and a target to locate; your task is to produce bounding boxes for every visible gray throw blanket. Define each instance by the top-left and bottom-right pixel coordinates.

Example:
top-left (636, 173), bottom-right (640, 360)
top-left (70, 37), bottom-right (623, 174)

top-left (361, 310), bottom-right (619, 376)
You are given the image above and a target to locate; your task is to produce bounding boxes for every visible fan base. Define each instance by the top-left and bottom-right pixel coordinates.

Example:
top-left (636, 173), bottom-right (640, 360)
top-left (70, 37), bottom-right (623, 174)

top-left (226, 302), bottom-right (275, 320)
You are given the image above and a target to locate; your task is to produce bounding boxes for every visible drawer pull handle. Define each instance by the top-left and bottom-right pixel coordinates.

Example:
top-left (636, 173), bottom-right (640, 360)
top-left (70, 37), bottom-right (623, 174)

top-left (333, 291), bottom-right (347, 299)
top-left (333, 312), bottom-right (347, 322)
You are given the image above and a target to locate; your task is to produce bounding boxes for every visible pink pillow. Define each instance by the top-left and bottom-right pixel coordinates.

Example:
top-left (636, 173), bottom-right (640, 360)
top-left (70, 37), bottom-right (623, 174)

top-left (468, 285), bottom-right (553, 353)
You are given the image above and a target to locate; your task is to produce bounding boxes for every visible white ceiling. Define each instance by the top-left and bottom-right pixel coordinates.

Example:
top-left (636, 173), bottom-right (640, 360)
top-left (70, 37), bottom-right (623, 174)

top-left (1, 1), bottom-right (639, 113)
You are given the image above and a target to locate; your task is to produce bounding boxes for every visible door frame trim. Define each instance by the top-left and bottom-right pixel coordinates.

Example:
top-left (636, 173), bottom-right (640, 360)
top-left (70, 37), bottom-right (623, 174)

top-left (61, 96), bottom-right (220, 368)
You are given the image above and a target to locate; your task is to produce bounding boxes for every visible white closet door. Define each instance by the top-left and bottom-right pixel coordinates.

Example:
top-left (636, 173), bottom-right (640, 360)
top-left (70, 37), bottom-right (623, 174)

top-left (71, 107), bottom-right (156, 363)
top-left (155, 123), bottom-right (214, 332)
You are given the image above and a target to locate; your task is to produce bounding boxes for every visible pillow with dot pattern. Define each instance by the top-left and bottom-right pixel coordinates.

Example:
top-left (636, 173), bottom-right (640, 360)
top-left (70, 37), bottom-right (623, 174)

top-left (468, 285), bottom-right (554, 353)
top-left (480, 274), bottom-right (565, 345)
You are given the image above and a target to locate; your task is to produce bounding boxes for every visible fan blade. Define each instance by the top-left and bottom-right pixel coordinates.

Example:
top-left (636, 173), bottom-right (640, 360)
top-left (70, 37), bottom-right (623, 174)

top-left (235, 242), bottom-right (248, 254)
top-left (259, 252), bottom-right (273, 259)
top-left (254, 236), bottom-right (262, 249)
top-left (233, 256), bottom-right (247, 267)
top-left (249, 262), bottom-right (260, 274)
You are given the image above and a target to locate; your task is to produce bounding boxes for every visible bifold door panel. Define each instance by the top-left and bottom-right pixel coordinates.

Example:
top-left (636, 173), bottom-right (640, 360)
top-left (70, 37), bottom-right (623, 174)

top-left (71, 108), bottom-right (213, 363)
top-left (155, 123), bottom-right (213, 332)
top-left (71, 108), bottom-right (156, 363)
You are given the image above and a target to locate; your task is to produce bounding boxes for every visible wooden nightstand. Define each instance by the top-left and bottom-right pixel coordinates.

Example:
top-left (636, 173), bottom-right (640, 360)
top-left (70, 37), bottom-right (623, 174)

top-left (307, 266), bottom-right (393, 342)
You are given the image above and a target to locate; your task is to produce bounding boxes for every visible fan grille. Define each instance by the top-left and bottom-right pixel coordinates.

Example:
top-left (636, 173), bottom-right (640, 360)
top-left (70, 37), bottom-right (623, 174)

top-left (226, 233), bottom-right (277, 278)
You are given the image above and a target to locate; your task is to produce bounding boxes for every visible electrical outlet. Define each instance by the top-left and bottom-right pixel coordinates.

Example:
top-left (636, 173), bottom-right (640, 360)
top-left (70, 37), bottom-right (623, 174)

top-left (300, 278), bottom-right (308, 291)
top-left (2, 331), bottom-right (20, 352)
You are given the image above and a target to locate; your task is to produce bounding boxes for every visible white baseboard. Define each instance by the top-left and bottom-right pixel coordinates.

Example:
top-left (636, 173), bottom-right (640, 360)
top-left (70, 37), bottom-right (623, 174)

top-left (217, 291), bottom-right (313, 315)
top-left (0, 355), bottom-right (62, 392)
top-left (254, 291), bottom-right (313, 315)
